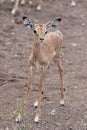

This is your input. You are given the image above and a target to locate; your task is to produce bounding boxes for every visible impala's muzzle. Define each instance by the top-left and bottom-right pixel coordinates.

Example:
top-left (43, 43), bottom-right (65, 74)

top-left (38, 38), bottom-right (44, 44)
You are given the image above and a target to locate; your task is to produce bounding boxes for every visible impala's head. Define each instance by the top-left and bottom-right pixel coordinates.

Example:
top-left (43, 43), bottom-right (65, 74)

top-left (23, 17), bottom-right (61, 44)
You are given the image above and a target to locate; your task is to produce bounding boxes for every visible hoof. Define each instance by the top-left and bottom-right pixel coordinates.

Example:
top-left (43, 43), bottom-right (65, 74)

top-left (16, 117), bottom-right (20, 123)
top-left (33, 101), bottom-right (38, 110)
top-left (34, 116), bottom-right (41, 124)
top-left (15, 114), bottom-right (21, 123)
top-left (60, 100), bottom-right (64, 106)
top-left (11, 9), bottom-right (16, 16)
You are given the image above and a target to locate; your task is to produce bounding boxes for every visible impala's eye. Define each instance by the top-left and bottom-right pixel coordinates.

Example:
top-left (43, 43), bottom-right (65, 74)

top-left (45, 30), bottom-right (48, 34)
top-left (34, 30), bottom-right (37, 34)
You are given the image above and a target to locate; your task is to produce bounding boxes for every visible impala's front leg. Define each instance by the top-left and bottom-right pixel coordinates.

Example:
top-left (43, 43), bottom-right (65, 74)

top-left (34, 65), bottom-right (48, 123)
top-left (16, 66), bottom-right (33, 122)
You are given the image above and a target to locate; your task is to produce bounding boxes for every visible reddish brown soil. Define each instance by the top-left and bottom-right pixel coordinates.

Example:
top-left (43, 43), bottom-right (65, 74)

top-left (0, 0), bottom-right (87, 130)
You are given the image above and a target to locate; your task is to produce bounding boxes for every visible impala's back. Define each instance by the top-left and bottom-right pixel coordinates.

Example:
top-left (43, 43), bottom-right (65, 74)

top-left (44, 30), bottom-right (63, 54)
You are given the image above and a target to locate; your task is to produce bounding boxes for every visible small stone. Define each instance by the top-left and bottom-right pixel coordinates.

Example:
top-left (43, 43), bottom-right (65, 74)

top-left (11, 32), bottom-right (15, 35)
top-left (49, 109), bottom-right (56, 116)
top-left (81, 23), bottom-right (85, 26)
top-left (14, 54), bottom-right (18, 58)
top-left (71, 43), bottom-right (77, 47)
top-left (6, 127), bottom-right (9, 130)
top-left (5, 42), bottom-right (11, 45)
top-left (71, 0), bottom-right (76, 7)
top-left (15, 18), bottom-right (22, 24)
top-left (3, 24), bottom-right (6, 27)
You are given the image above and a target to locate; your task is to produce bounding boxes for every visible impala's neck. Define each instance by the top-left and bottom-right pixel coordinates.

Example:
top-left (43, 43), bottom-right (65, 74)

top-left (32, 38), bottom-right (41, 60)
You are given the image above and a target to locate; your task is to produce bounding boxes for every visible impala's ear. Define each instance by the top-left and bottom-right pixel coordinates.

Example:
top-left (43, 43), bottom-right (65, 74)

top-left (23, 17), bottom-right (34, 29)
top-left (46, 18), bottom-right (62, 29)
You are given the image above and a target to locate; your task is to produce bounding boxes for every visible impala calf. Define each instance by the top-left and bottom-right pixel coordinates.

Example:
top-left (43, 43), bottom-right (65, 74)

top-left (11, 0), bottom-right (43, 15)
top-left (16, 17), bottom-right (64, 123)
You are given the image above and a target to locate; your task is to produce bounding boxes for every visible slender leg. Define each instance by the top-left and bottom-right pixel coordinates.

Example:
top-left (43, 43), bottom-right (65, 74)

top-left (54, 55), bottom-right (64, 106)
top-left (36, 0), bottom-right (43, 11)
top-left (34, 65), bottom-right (48, 123)
top-left (11, 0), bottom-right (20, 15)
top-left (16, 66), bottom-right (33, 122)
top-left (58, 60), bottom-right (64, 106)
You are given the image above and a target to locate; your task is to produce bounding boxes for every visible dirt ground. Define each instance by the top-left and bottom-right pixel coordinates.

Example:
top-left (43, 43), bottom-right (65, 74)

top-left (0, 0), bottom-right (87, 130)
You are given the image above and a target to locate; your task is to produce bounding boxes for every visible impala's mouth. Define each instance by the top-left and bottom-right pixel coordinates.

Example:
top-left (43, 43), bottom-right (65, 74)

top-left (38, 38), bottom-right (44, 44)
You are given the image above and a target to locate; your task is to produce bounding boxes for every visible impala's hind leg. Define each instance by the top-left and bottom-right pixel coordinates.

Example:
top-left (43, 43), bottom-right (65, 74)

top-left (16, 66), bottom-right (33, 122)
top-left (36, 0), bottom-right (43, 11)
top-left (54, 55), bottom-right (64, 106)
top-left (11, 0), bottom-right (19, 15)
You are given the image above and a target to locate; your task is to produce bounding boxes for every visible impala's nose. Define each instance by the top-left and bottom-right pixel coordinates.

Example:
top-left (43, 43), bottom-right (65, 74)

top-left (40, 38), bottom-right (44, 41)
top-left (38, 38), bottom-right (44, 44)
